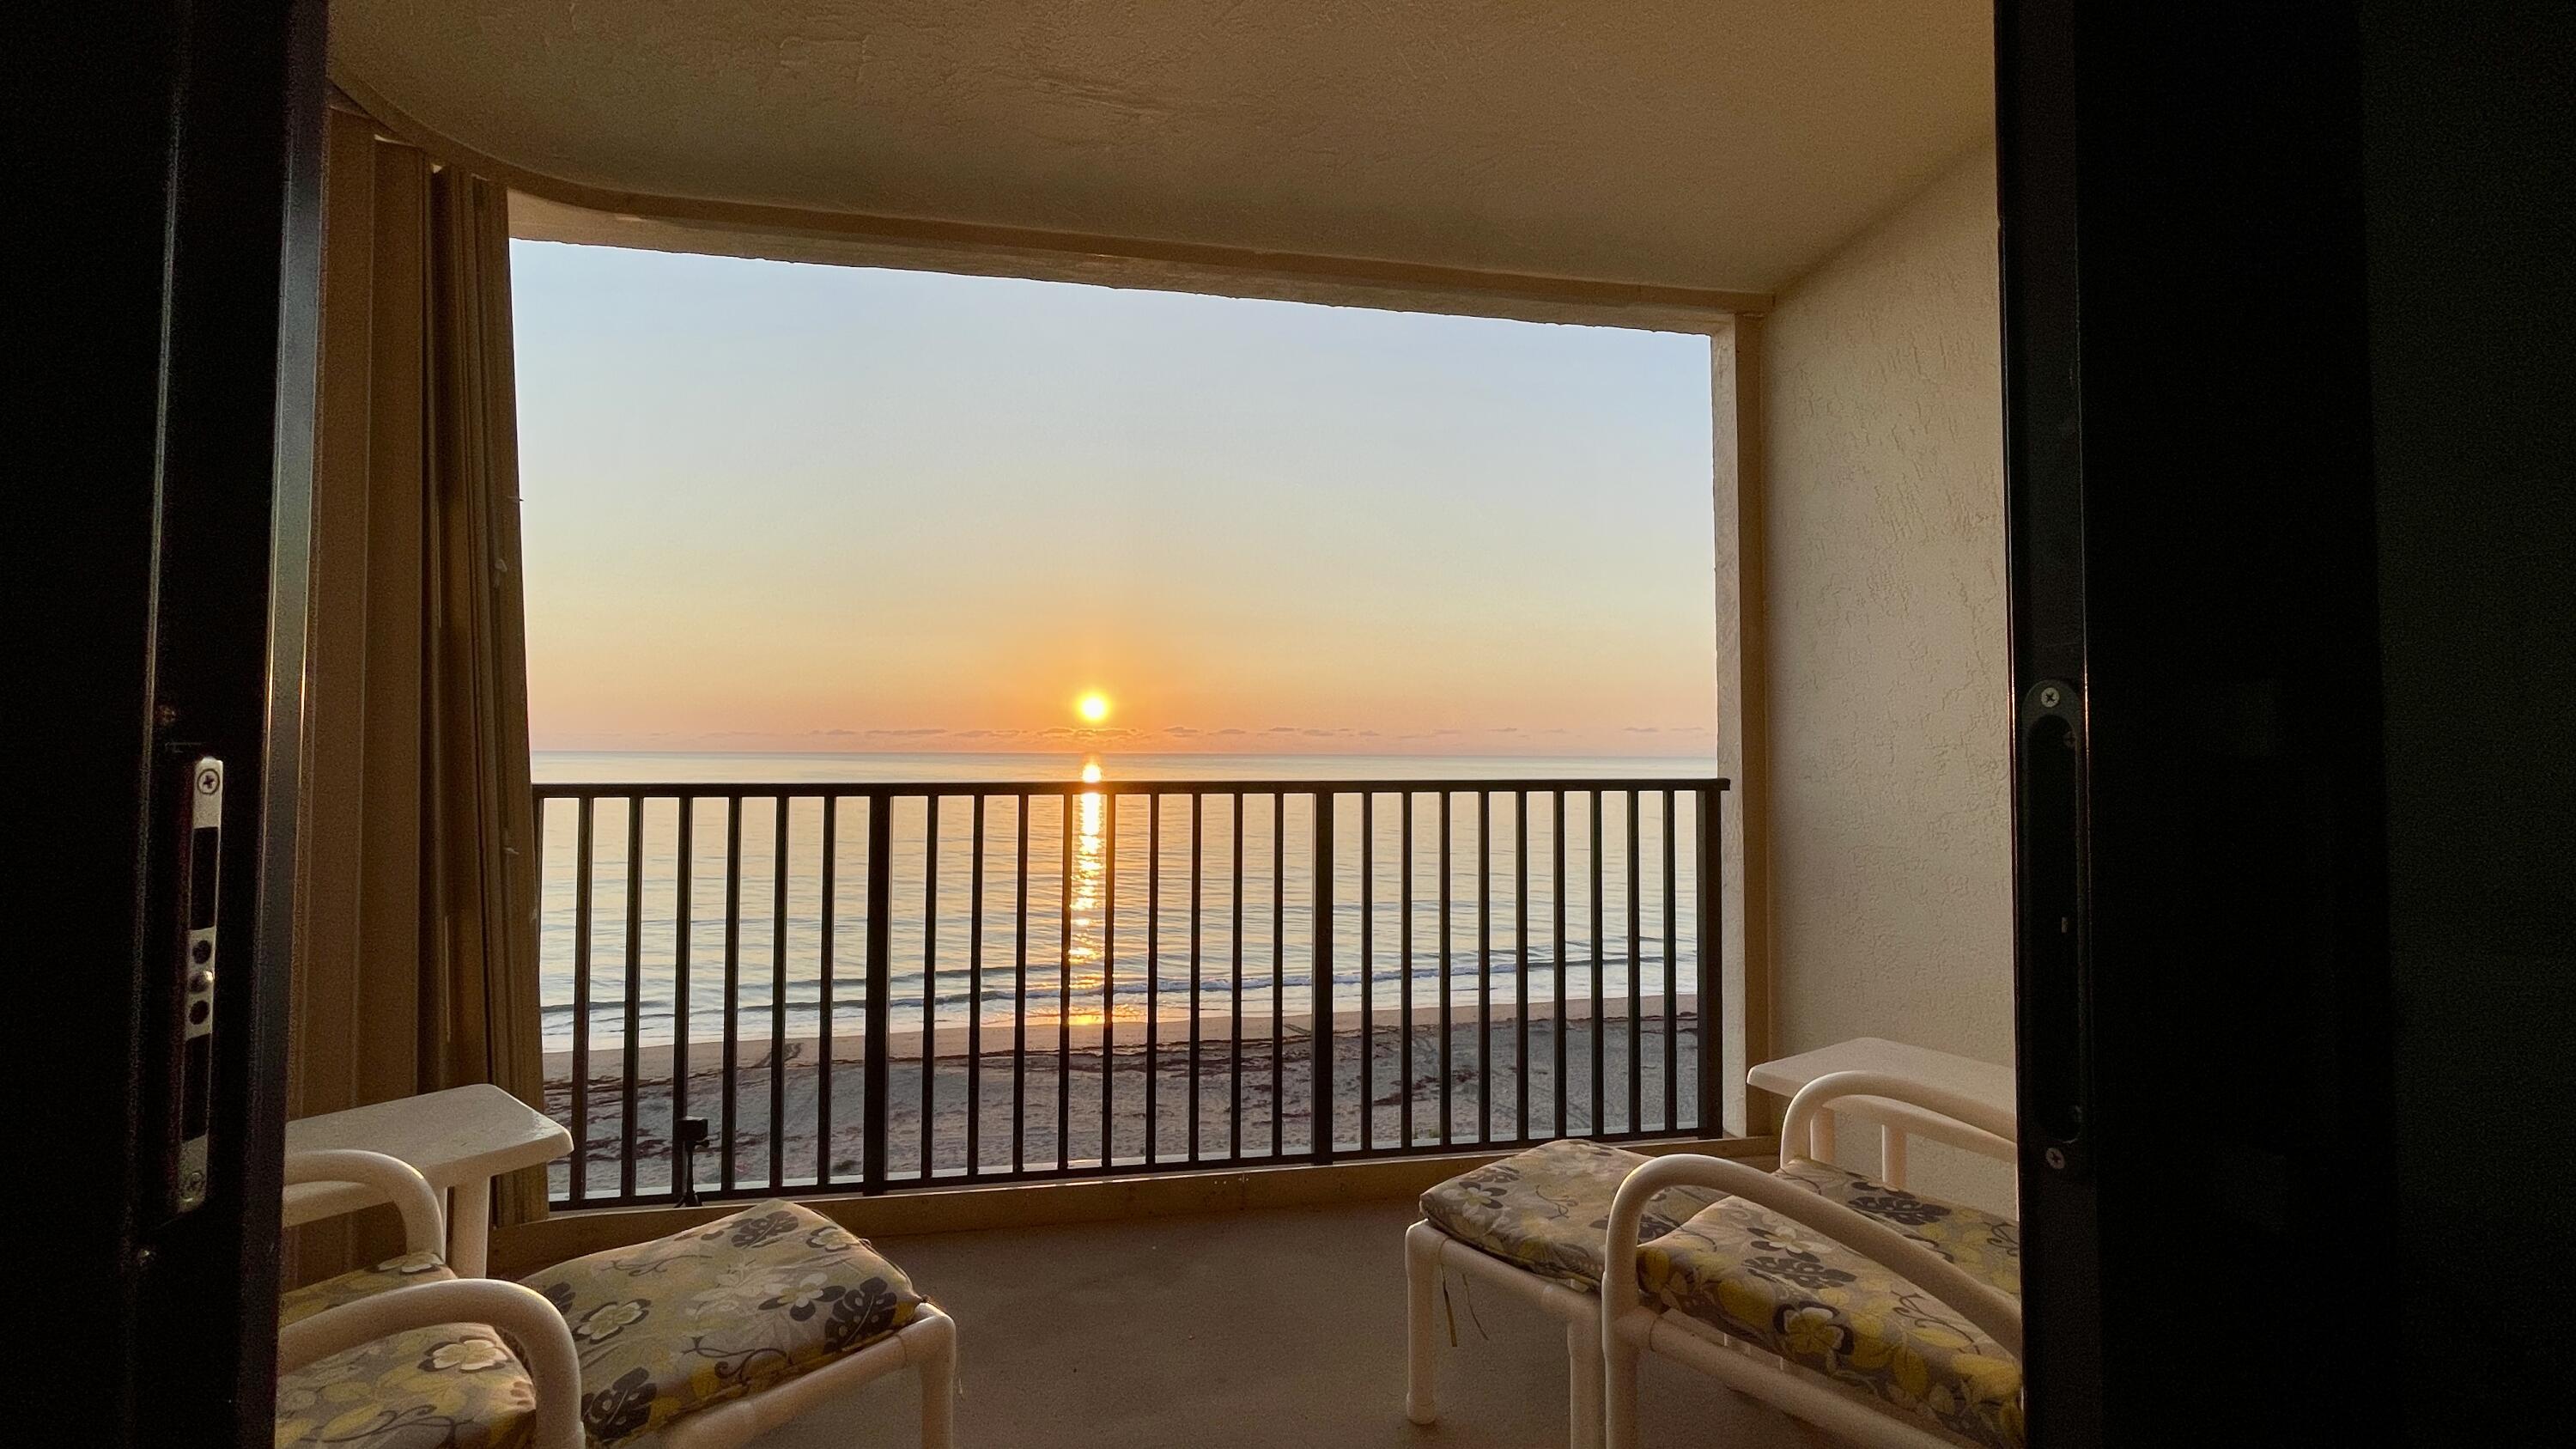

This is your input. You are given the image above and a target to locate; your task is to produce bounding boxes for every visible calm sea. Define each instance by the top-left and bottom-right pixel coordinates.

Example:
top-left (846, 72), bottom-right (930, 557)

top-left (534, 752), bottom-right (1719, 1054)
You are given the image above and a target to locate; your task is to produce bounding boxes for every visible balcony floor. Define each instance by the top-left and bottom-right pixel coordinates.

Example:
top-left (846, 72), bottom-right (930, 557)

top-left (730, 1196), bottom-right (1807, 1449)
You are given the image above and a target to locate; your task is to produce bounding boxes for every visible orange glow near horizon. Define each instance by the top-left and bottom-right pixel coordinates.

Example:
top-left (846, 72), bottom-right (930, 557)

top-left (511, 242), bottom-right (1723, 759)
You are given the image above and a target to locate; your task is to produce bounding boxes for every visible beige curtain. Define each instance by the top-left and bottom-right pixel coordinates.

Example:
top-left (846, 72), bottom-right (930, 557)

top-left (289, 104), bottom-right (547, 1280)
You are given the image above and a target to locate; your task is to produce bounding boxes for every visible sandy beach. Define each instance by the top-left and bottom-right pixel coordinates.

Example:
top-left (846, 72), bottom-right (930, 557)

top-left (547, 1013), bottom-right (1704, 1197)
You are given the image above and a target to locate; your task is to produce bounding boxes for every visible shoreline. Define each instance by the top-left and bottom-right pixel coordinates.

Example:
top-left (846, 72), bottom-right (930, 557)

top-left (543, 992), bottom-right (1698, 1077)
top-left (546, 1013), bottom-right (1705, 1194)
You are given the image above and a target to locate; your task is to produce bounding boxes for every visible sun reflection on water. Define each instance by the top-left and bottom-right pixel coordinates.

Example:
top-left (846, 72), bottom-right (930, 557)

top-left (1065, 758), bottom-right (1109, 988)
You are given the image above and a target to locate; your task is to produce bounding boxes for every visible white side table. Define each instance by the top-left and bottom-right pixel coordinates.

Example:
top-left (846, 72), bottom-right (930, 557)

top-left (282, 1083), bottom-right (571, 1275)
top-left (1747, 1037), bottom-right (2015, 1188)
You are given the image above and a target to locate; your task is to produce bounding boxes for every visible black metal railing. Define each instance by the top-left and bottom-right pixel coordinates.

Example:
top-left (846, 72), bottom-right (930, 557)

top-left (533, 775), bottom-right (1727, 1208)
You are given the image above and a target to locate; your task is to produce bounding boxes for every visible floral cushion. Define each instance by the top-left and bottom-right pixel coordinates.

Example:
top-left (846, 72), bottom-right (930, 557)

top-left (521, 1199), bottom-right (924, 1447)
top-left (276, 1330), bottom-right (536, 1449)
top-left (281, 1251), bottom-right (456, 1328)
top-left (1777, 1158), bottom-right (2021, 1299)
top-left (1642, 1160), bottom-right (2023, 1449)
top-left (276, 1248), bottom-right (538, 1449)
top-left (1419, 1138), bottom-right (1722, 1288)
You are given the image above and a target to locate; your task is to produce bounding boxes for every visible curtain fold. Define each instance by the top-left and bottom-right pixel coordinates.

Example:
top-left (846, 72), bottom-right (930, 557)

top-left (290, 105), bottom-right (546, 1282)
top-left (423, 159), bottom-right (548, 1224)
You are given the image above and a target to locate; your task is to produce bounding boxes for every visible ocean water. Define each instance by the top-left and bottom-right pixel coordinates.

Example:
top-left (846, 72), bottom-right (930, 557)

top-left (534, 752), bottom-right (1720, 1058)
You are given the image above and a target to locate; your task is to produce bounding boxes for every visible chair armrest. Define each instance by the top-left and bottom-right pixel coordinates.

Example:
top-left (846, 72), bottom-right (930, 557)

top-left (283, 1149), bottom-right (447, 1257)
top-left (278, 1278), bottom-right (581, 1449)
top-left (1781, 1069), bottom-right (2017, 1166)
top-left (1601, 1152), bottom-right (2022, 1361)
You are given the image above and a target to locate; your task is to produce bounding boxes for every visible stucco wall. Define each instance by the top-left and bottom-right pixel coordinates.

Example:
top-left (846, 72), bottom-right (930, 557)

top-left (1759, 144), bottom-right (2014, 1212)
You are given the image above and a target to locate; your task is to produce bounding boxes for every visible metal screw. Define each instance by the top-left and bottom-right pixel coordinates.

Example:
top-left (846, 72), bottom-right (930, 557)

top-left (2038, 685), bottom-right (2063, 709)
top-left (2043, 1146), bottom-right (2068, 1171)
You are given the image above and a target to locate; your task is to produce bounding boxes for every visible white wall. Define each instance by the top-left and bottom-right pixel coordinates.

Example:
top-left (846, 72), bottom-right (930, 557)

top-left (1759, 144), bottom-right (2015, 1212)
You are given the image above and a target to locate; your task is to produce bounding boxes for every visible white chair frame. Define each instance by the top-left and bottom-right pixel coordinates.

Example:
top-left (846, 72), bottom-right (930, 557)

top-left (1600, 1071), bottom-right (2021, 1449)
top-left (1406, 1216), bottom-right (1616, 1449)
top-left (278, 1148), bottom-right (957, 1449)
top-left (657, 1306), bottom-right (956, 1449)
top-left (279, 1149), bottom-right (587, 1449)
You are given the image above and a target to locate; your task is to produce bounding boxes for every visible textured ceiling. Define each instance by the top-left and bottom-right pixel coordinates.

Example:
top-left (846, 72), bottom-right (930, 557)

top-left (333, 1), bottom-right (1993, 294)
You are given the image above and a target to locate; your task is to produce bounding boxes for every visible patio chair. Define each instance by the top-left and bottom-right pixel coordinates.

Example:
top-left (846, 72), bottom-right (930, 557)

top-left (276, 1148), bottom-right (584, 1449)
top-left (276, 1148), bottom-right (958, 1449)
top-left (1601, 1071), bottom-right (2022, 1449)
top-left (1406, 1137), bottom-right (1728, 1449)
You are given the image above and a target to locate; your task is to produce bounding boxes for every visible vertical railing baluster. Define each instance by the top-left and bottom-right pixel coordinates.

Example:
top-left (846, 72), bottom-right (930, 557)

top-left (1102, 791), bottom-right (1118, 1166)
top-left (1590, 789), bottom-right (1605, 1137)
top-left (1515, 790), bottom-right (1529, 1143)
top-left (816, 797), bottom-right (835, 1186)
top-left (533, 789), bottom-right (550, 899)
top-left (862, 795), bottom-right (892, 1195)
top-left (672, 797), bottom-right (692, 1198)
top-left (533, 795), bottom-right (551, 1182)
top-left (921, 795), bottom-right (939, 1181)
top-left (621, 800), bottom-right (645, 1198)
top-left (1663, 789), bottom-right (1678, 1133)
top-left (720, 796), bottom-right (742, 1190)
top-left (1242, 788), bottom-right (1252, 1149)
top-left (1696, 784), bottom-right (1723, 1135)
top-left (968, 794), bottom-right (986, 1177)
top-left (1628, 789), bottom-right (1643, 1136)
top-left (1552, 790), bottom-right (1567, 1139)
top-left (1437, 791), bottom-right (1452, 1147)
top-left (1271, 795), bottom-right (1284, 1159)
top-left (1013, 794), bottom-right (1029, 1174)
top-left (1189, 793), bottom-right (1203, 1162)
top-left (769, 797), bottom-right (790, 1190)
top-left (1145, 793), bottom-right (1160, 1161)
top-left (1477, 789), bottom-right (1492, 1146)
top-left (1311, 791), bottom-right (1334, 1160)
top-left (1400, 792), bottom-right (1415, 1148)
top-left (1358, 791), bottom-right (1373, 1154)
top-left (570, 797), bottom-right (593, 1202)
top-left (1058, 792), bottom-right (1072, 1172)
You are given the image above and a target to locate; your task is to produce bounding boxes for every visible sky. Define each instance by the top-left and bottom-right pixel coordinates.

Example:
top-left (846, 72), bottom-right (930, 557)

top-left (510, 241), bottom-right (1718, 757)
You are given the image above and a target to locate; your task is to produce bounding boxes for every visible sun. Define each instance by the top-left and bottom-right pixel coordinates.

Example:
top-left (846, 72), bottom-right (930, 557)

top-left (1076, 691), bottom-right (1112, 724)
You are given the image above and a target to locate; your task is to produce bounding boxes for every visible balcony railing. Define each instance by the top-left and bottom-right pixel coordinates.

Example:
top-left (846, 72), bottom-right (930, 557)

top-left (533, 774), bottom-right (1728, 1208)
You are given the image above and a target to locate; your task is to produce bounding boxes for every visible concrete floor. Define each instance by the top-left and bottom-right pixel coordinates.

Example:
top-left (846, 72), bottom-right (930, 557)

top-left (697, 1197), bottom-right (1813, 1449)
